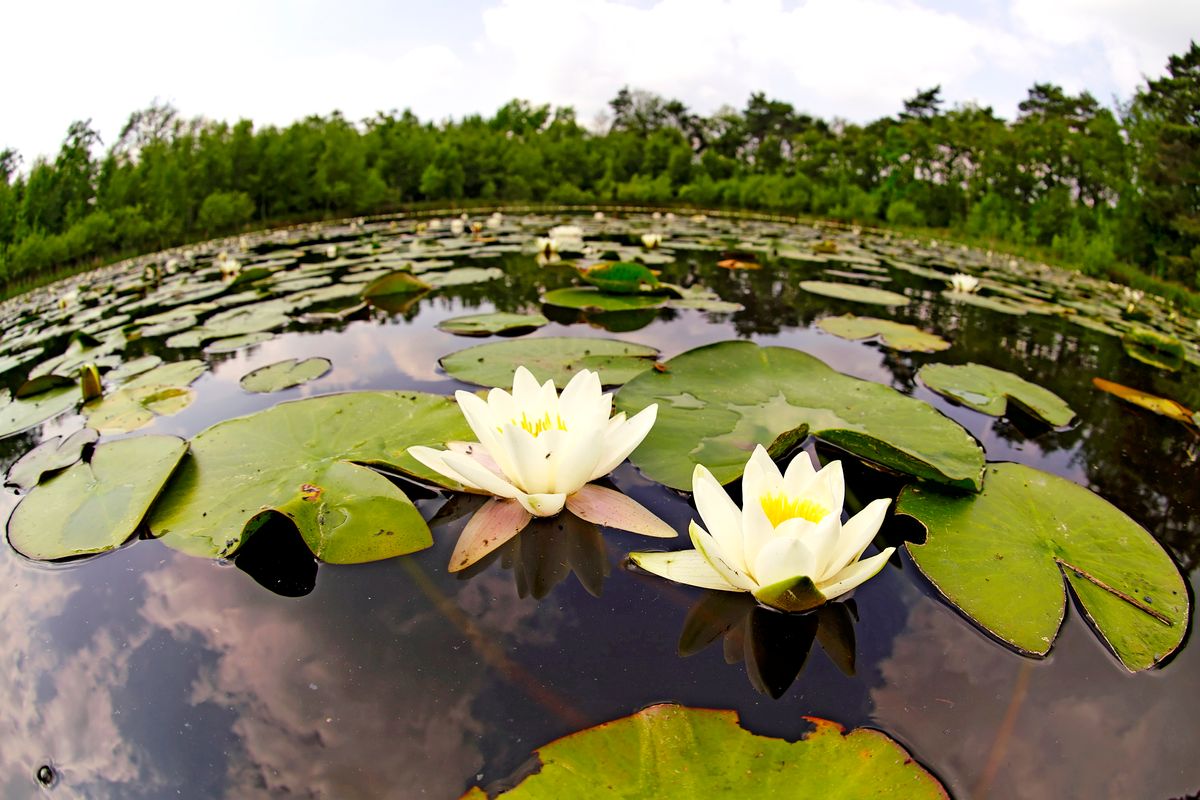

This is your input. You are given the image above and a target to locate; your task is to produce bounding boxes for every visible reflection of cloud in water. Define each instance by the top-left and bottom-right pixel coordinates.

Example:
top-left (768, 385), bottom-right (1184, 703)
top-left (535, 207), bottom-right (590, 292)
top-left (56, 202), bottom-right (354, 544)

top-left (872, 584), bottom-right (1200, 799)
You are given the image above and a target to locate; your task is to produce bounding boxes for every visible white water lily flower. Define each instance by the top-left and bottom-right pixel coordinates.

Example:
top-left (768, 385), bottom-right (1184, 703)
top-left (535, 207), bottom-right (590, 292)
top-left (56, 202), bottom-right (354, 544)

top-left (630, 445), bottom-right (894, 613)
top-left (409, 367), bottom-right (673, 571)
top-left (216, 253), bottom-right (241, 279)
top-left (948, 273), bottom-right (979, 294)
top-left (549, 225), bottom-right (583, 240)
top-left (450, 219), bottom-right (465, 235)
top-left (641, 233), bottom-right (663, 249)
top-left (594, 211), bottom-right (606, 221)
top-left (535, 237), bottom-right (559, 259)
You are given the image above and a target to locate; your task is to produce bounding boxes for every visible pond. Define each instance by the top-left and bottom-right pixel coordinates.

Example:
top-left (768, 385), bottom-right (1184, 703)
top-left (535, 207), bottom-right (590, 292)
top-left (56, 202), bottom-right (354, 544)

top-left (0, 210), bottom-right (1197, 799)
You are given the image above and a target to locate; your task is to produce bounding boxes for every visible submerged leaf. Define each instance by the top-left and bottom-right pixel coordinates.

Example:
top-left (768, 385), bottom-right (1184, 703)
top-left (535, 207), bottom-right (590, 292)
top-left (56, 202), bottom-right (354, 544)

top-left (899, 463), bottom-right (1189, 671)
top-left (436, 312), bottom-right (549, 336)
top-left (8, 435), bottom-right (187, 560)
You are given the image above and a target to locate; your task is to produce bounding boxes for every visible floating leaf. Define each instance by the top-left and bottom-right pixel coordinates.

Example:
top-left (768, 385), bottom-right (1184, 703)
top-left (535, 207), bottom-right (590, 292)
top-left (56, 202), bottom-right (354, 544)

top-left (918, 362), bottom-right (1075, 426)
top-left (422, 266), bottom-right (503, 288)
top-left (360, 270), bottom-right (428, 300)
top-left (898, 463), bottom-right (1189, 671)
top-left (941, 290), bottom-right (1028, 316)
top-left (615, 341), bottom-right (983, 491)
top-left (1092, 378), bottom-right (1197, 428)
top-left (460, 704), bottom-right (948, 799)
top-left (436, 312), bottom-right (549, 336)
top-left (799, 281), bottom-right (910, 306)
top-left (15, 374), bottom-right (75, 398)
top-left (542, 287), bottom-right (666, 312)
top-left (107, 355), bottom-right (163, 382)
top-left (7, 436), bottom-right (187, 560)
top-left (579, 261), bottom-right (661, 293)
top-left (147, 392), bottom-right (473, 560)
top-left (240, 357), bottom-right (332, 393)
top-left (83, 360), bottom-right (207, 433)
top-left (203, 331), bottom-right (276, 353)
top-left (441, 337), bottom-right (660, 388)
top-left (817, 314), bottom-right (950, 352)
top-left (5, 427), bottom-right (100, 491)
top-left (0, 385), bottom-right (78, 439)
top-left (716, 258), bottom-right (760, 270)
top-left (1122, 328), bottom-right (1184, 372)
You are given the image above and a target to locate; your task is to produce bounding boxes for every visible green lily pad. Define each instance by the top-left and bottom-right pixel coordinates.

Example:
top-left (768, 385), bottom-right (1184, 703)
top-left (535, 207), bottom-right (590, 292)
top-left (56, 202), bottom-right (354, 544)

top-left (240, 357), bottom-right (332, 393)
top-left (7, 435), bottom-right (188, 560)
top-left (615, 341), bottom-right (984, 491)
top-left (83, 360), bottom-right (207, 433)
top-left (107, 355), bottom-right (164, 383)
top-left (203, 331), bottom-right (277, 353)
top-left (942, 290), bottom-right (1028, 316)
top-left (898, 463), bottom-right (1189, 671)
top-left (147, 391), bottom-right (473, 560)
top-left (15, 374), bottom-right (75, 398)
top-left (817, 315), bottom-right (950, 352)
top-left (542, 287), bottom-right (666, 312)
top-left (422, 266), bottom-right (503, 288)
top-left (5, 427), bottom-right (100, 491)
top-left (1122, 328), bottom-right (1184, 372)
top-left (441, 337), bottom-right (660, 388)
top-left (798, 281), bottom-right (910, 306)
top-left (578, 261), bottom-right (661, 293)
top-left (918, 363), bottom-right (1075, 426)
top-left (460, 704), bottom-right (948, 799)
top-left (361, 270), bottom-right (430, 300)
top-left (0, 385), bottom-right (79, 439)
top-left (436, 312), bottom-right (549, 336)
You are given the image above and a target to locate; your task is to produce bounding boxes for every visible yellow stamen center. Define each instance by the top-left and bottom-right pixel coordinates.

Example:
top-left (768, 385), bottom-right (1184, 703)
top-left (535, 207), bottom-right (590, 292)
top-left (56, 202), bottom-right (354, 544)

top-left (508, 411), bottom-right (568, 436)
top-left (760, 492), bottom-right (828, 528)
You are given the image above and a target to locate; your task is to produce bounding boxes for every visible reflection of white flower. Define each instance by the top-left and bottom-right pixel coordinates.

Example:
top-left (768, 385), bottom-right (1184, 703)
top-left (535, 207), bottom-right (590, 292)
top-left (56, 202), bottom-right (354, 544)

top-left (410, 367), bottom-right (672, 570)
top-left (630, 445), bottom-right (894, 613)
top-left (641, 233), bottom-right (663, 249)
top-left (948, 273), bottom-right (979, 294)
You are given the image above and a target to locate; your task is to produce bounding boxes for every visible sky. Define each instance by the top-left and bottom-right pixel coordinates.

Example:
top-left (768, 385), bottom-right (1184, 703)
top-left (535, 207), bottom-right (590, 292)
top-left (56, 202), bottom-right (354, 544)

top-left (2, 0), bottom-right (1197, 165)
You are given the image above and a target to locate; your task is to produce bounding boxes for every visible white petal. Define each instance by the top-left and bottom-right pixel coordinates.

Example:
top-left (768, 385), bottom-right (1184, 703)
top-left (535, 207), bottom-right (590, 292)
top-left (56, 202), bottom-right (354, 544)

top-left (797, 459), bottom-right (843, 514)
top-left (549, 424), bottom-right (605, 495)
top-left (455, 391), bottom-right (519, 479)
top-left (407, 446), bottom-right (484, 492)
top-left (753, 535), bottom-right (817, 589)
top-left (816, 547), bottom-right (895, 601)
top-left (515, 491), bottom-right (566, 517)
top-left (746, 444), bottom-right (784, 490)
top-left (690, 520), bottom-right (755, 591)
top-left (484, 386), bottom-right (518, 423)
top-left (588, 404), bottom-right (657, 481)
top-left (783, 450), bottom-right (817, 495)
top-left (441, 450), bottom-right (521, 499)
top-left (448, 498), bottom-right (532, 572)
top-left (565, 484), bottom-right (676, 538)
top-left (692, 464), bottom-right (748, 574)
top-left (740, 489), bottom-right (776, 579)
top-left (501, 423), bottom-right (551, 493)
top-left (824, 497), bottom-right (891, 574)
top-left (779, 514), bottom-right (841, 582)
top-left (512, 366), bottom-right (542, 405)
top-left (628, 549), bottom-right (741, 592)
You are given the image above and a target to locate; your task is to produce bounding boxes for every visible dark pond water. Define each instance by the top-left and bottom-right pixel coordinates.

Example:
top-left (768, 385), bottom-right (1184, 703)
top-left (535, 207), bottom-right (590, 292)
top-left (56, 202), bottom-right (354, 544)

top-left (0, 212), bottom-right (1197, 799)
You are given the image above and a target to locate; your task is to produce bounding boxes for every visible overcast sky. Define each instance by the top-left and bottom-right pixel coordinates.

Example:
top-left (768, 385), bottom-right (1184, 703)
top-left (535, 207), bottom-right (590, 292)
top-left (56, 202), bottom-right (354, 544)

top-left (2, 0), bottom-right (1197, 165)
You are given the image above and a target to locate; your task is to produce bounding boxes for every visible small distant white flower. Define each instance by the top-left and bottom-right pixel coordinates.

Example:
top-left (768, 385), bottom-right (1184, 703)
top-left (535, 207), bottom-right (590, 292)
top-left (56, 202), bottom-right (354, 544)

top-left (487, 212), bottom-right (504, 229)
top-left (652, 211), bottom-right (662, 220)
top-left (630, 446), bottom-right (894, 613)
top-left (450, 219), bottom-right (465, 235)
top-left (427, 218), bottom-right (442, 231)
top-left (460, 212), bottom-right (469, 220)
top-left (535, 237), bottom-right (559, 258)
top-left (325, 245), bottom-right (338, 259)
top-left (408, 367), bottom-right (672, 571)
top-left (594, 211), bottom-right (606, 221)
top-left (665, 212), bottom-right (676, 222)
top-left (690, 214), bottom-right (707, 223)
top-left (216, 253), bottom-right (241, 279)
top-left (164, 258), bottom-right (180, 274)
top-left (57, 290), bottom-right (77, 310)
top-left (415, 221), bottom-right (428, 234)
top-left (642, 233), bottom-right (663, 249)
top-left (948, 273), bottom-right (979, 294)
top-left (549, 224), bottom-right (583, 241)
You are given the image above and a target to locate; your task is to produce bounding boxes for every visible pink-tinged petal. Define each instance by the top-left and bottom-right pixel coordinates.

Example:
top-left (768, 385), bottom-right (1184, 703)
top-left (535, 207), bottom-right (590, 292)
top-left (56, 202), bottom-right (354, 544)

top-left (455, 391), bottom-right (519, 479)
top-left (753, 535), bottom-right (817, 589)
top-left (515, 491), bottom-right (566, 517)
top-left (783, 450), bottom-right (817, 495)
top-left (501, 423), bottom-right (551, 493)
top-left (692, 464), bottom-right (748, 574)
top-left (825, 497), bottom-right (890, 574)
top-left (588, 403), bottom-right (657, 480)
top-left (628, 550), bottom-right (741, 592)
top-left (448, 498), bottom-right (532, 572)
top-left (445, 441), bottom-right (503, 476)
top-left (441, 450), bottom-right (521, 499)
top-left (565, 484), bottom-right (677, 538)
top-left (816, 547), bottom-right (895, 601)
top-left (689, 521), bottom-right (755, 591)
top-left (407, 446), bottom-right (484, 492)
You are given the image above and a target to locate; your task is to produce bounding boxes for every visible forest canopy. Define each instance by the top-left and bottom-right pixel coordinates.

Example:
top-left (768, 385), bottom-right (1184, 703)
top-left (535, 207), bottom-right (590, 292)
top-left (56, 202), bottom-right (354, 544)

top-left (0, 42), bottom-right (1196, 297)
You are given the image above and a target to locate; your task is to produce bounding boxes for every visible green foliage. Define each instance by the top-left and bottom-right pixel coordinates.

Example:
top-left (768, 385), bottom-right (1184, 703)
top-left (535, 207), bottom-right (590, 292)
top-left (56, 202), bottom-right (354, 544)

top-left (2, 44), bottom-right (1198, 297)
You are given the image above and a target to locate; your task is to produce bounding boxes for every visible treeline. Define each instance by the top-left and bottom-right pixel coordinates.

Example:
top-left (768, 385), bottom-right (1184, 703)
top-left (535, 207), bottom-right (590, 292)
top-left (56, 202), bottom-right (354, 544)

top-left (0, 42), bottom-right (1197, 294)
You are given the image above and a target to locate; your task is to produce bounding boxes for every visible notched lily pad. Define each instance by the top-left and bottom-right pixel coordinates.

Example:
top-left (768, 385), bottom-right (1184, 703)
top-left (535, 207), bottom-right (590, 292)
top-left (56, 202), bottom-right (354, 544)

top-left (460, 704), bottom-right (948, 799)
top-left (7, 435), bottom-right (188, 560)
top-left (799, 281), bottom-right (909, 306)
top-left (0, 384), bottom-right (79, 439)
top-left (578, 261), bottom-right (661, 294)
top-left (5, 427), bottom-right (100, 491)
top-left (83, 360), bottom-right (207, 433)
top-left (898, 463), bottom-right (1189, 671)
top-left (918, 362), bottom-right (1075, 426)
top-left (240, 357), bottom-right (332, 393)
top-left (441, 336), bottom-right (660, 388)
top-left (436, 312), bottom-right (549, 337)
top-left (615, 341), bottom-right (984, 491)
top-left (818, 314), bottom-right (950, 352)
top-left (147, 392), bottom-right (473, 560)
